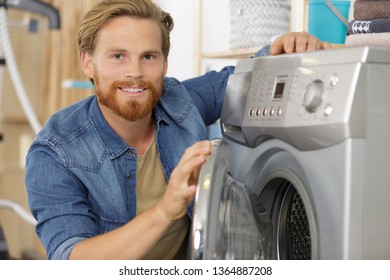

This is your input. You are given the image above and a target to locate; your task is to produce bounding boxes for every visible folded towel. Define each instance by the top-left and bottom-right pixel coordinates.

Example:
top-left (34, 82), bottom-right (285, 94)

top-left (348, 18), bottom-right (390, 34)
top-left (345, 32), bottom-right (390, 47)
top-left (354, 0), bottom-right (390, 20)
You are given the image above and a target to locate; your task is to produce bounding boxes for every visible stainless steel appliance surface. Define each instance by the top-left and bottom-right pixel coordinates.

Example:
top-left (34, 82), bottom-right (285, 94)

top-left (191, 46), bottom-right (390, 260)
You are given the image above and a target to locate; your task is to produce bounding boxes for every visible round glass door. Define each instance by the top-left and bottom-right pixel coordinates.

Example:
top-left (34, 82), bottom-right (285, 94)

top-left (191, 139), bottom-right (273, 260)
top-left (217, 172), bottom-right (273, 259)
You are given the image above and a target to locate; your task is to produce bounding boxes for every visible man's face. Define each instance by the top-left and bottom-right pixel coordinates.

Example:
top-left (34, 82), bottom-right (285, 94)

top-left (81, 16), bottom-right (168, 122)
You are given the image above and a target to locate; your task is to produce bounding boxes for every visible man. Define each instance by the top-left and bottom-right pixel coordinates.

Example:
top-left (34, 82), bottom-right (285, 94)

top-left (25, 0), bottom-right (331, 260)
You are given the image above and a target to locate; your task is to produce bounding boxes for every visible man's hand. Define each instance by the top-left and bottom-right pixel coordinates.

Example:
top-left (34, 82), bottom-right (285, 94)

top-left (270, 31), bottom-right (332, 55)
top-left (70, 140), bottom-right (212, 260)
top-left (156, 140), bottom-right (211, 222)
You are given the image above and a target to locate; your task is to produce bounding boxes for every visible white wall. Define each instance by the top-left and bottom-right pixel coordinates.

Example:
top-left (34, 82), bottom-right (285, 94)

top-left (202, 0), bottom-right (231, 53)
top-left (155, 0), bottom-right (198, 81)
top-left (155, 0), bottom-right (234, 80)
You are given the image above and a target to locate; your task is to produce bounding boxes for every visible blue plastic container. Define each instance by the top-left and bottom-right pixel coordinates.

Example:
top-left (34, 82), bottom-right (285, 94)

top-left (308, 0), bottom-right (350, 44)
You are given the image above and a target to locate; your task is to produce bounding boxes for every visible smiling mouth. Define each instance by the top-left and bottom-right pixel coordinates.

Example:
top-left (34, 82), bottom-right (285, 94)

top-left (119, 87), bottom-right (147, 96)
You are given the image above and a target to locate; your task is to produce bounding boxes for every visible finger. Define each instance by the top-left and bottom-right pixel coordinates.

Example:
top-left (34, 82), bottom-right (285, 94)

top-left (183, 142), bottom-right (211, 187)
top-left (269, 39), bottom-right (285, 55)
top-left (182, 153), bottom-right (207, 182)
top-left (270, 33), bottom-right (296, 55)
top-left (321, 41), bottom-right (332, 49)
top-left (186, 156), bottom-right (205, 187)
top-left (282, 33), bottom-right (299, 54)
top-left (305, 36), bottom-right (320, 52)
top-left (180, 141), bottom-right (211, 163)
top-left (172, 141), bottom-right (211, 186)
top-left (295, 33), bottom-right (317, 53)
top-left (187, 154), bottom-right (206, 187)
top-left (171, 154), bottom-right (205, 186)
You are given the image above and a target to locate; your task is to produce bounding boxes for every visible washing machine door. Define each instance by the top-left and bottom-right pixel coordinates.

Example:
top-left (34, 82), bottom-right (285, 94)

top-left (190, 139), bottom-right (272, 260)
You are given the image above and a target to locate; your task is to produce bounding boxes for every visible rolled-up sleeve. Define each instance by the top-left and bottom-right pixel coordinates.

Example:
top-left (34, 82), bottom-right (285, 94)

top-left (25, 144), bottom-right (97, 259)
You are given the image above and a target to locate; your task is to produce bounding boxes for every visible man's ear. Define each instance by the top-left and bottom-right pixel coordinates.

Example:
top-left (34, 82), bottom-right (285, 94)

top-left (80, 51), bottom-right (94, 78)
top-left (163, 57), bottom-right (168, 76)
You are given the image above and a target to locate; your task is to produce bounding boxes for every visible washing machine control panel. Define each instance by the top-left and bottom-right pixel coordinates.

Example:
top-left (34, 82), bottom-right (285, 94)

top-left (221, 46), bottom-right (390, 150)
top-left (244, 64), bottom-right (355, 124)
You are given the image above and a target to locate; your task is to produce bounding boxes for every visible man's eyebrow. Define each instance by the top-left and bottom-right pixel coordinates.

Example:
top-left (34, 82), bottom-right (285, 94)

top-left (107, 48), bottom-right (128, 53)
top-left (142, 49), bottom-right (162, 54)
top-left (106, 49), bottom-right (162, 55)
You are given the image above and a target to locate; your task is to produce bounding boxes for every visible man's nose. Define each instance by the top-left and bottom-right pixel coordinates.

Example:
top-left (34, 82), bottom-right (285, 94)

top-left (124, 59), bottom-right (143, 79)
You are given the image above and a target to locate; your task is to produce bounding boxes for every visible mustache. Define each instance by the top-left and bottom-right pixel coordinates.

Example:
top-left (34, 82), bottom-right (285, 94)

top-left (111, 80), bottom-right (154, 89)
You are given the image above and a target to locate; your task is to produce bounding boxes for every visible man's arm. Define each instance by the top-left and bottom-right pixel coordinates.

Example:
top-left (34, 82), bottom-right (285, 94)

top-left (69, 141), bottom-right (211, 259)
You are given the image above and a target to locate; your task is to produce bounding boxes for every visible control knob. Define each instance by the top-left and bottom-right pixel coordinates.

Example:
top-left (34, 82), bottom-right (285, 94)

top-left (303, 79), bottom-right (324, 112)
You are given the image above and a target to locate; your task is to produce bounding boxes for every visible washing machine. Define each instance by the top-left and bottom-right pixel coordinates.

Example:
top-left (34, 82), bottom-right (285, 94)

top-left (190, 46), bottom-right (390, 260)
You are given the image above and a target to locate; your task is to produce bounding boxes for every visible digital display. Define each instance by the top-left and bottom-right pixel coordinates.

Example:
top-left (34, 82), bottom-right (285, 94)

top-left (273, 82), bottom-right (285, 99)
top-left (273, 76), bottom-right (288, 100)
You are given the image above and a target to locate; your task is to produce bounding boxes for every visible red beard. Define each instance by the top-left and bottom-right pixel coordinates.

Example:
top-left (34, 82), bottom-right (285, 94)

top-left (95, 78), bottom-right (162, 122)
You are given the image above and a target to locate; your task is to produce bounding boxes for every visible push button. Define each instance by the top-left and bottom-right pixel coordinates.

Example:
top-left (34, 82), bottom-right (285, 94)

top-left (277, 107), bottom-right (283, 116)
top-left (249, 108), bottom-right (255, 117)
top-left (324, 104), bottom-right (333, 116)
top-left (330, 74), bottom-right (339, 87)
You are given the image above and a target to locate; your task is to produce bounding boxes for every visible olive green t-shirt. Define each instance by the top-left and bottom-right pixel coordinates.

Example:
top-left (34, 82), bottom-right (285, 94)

top-left (136, 137), bottom-right (190, 259)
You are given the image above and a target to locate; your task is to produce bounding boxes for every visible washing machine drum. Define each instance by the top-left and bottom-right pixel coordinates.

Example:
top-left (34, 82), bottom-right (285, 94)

top-left (190, 139), bottom-right (312, 260)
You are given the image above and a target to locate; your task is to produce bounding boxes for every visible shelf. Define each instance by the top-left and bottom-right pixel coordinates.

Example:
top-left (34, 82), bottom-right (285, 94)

top-left (202, 47), bottom-right (260, 59)
top-left (202, 44), bottom-right (344, 60)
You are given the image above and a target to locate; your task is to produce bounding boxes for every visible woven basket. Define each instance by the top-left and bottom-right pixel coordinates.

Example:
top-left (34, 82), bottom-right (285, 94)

top-left (230, 0), bottom-right (290, 49)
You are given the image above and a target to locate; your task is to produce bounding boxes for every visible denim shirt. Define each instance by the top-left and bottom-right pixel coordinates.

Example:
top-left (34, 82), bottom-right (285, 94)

top-left (25, 67), bottom-right (235, 259)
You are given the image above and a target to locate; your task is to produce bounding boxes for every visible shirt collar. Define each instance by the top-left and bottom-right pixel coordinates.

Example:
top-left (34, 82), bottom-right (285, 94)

top-left (89, 97), bottom-right (130, 159)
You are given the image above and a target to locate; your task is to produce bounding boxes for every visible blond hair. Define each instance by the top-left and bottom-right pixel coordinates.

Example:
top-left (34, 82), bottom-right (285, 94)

top-left (76, 0), bottom-right (174, 58)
